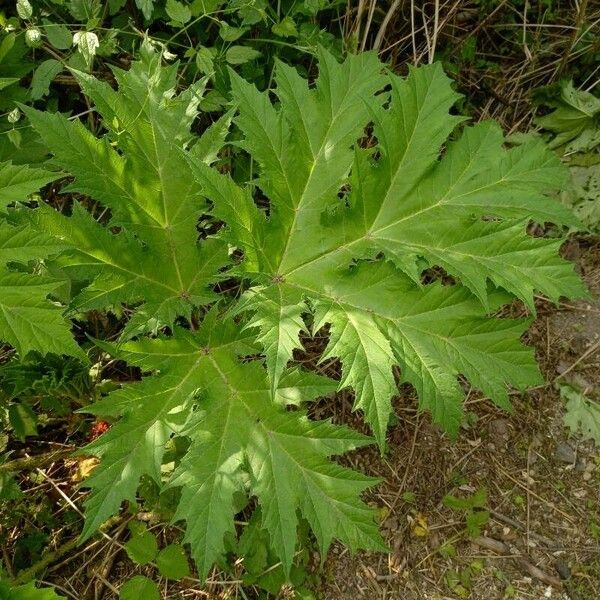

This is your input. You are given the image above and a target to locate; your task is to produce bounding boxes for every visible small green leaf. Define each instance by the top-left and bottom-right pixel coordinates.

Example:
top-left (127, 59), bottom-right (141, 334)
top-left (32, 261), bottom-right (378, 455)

top-left (272, 17), bottom-right (298, 38)
top-left (536, 81), bottom-right (600, 152)
top-left (0, 470), bottom-right (23, 501)
top-left (0, 33), bottom-right (16, 63)
top-left (134, 0), bottom-right (154, 19)
top-left (7, 129), bottom-right (21, 149)
top-left (8, 402), bottom-right (38, 440)
top-left (401, 491), bottom-right (416, 503)
top-left (119, 576), bottom-right (159, 600)
top-left (561, 384), bottom-right (600, 445)
top-left (199, 90), bottom-right (227, 112)
top-left (438, 542), bottom-right (457, 559)
top-left (219, 22), bottom-right (248, 42)
top-left (0, 78), bottom-right (18, 91)
top-left (67, 0), bottom-right (102, 20)
top-left (43, 20), bottom-right (73, 49)
top-left (31, 59), bottom-right (63, 101)
top-left (466, 510), bottom-right (489, 537)
top-left (17, 0), bottom-right (33, 20)
top-left (301, 0), bottom-right (327, 16)
top-left (195, 46), bottom-right (214, 75)
top-left (165, 0), bottom-right (191, 24)
top-left (225, 45), bottom-right (261, 65)
top-left (156, 544), bottom-right (190, 580)
top-left (124, 525), bottom-right (158, 565)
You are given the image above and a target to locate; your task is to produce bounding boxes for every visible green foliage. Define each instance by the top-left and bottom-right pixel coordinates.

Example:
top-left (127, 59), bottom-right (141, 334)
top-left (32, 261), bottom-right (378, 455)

top-left (535, 81), bottom-right (600, 231)
top-left (2, 0), bottom-right (346, 120)
top-left (443, 488), bottom-right (489, 537)
top-left (560, 383), bottom-right (600, 446)
top-left (118, 576), bottom-right (159, 600)
top-left (0, 42), bottom-right (584, 582)
top-left (536, 82), bottom-right (600, 152)
top-left (445, 560), bottom-right (484, 599)
top-left (213, 49), bottom-right (583, 445)
top-left (0, 162), bottom-right (82, 359)
top-left (0, 354), bottom-right (93, 410)
top-left (156, 544), bottom-right (190, 580)
top-left (231, 509), bottom-right (315, 594)
top-left (124, 522), bottom-right (159, 565)
top-left (0, 580), bottom-right (64, 600)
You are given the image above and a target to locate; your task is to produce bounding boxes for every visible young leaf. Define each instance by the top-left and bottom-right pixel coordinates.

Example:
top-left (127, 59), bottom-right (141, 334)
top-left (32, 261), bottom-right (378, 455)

top-left (73, 32), bottom-right (99, 68)
top-left (16, 0), bottom-right (33, 20)
top-left (119, 576), bottom-right (159, 600)
top-left (561, 384), bottom-right (600, 445)
top-left (124, 523), bottom-right (158, 565)
top-left (156, 544), bottom-right (190, 580)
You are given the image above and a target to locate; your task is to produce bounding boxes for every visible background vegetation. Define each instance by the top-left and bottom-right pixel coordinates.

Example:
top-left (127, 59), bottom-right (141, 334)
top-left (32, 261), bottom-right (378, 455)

top-left (1, 1), bottom-right (599, 598)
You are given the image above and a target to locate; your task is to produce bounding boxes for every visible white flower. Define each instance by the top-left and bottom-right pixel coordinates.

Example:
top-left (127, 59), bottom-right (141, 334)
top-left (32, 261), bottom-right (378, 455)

top-left (162, 48), bottom-right (177, 61)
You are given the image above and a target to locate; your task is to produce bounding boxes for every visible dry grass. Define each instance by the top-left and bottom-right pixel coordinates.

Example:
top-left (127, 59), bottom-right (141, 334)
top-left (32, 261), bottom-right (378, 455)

top-left (346, 0), bottom-right (600, 131)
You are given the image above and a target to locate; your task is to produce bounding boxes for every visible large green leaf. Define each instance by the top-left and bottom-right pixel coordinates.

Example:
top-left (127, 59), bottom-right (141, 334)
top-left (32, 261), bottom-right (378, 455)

top-left (20, 43), bottom-right (229, 337)
top-left (0, 162), bottom-right (77, 358)
top-left (0, 162), bottom-right (59, 209)
top-left (188, 51), bottom-right (585, 445)
top-left (5, 47), bottom-right (586, 581)
top-left (80, 315), bottom-right (382, 577)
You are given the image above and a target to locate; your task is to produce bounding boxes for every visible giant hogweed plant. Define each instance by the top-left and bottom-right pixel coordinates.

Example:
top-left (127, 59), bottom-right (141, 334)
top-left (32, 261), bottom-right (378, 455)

top-left (0, 44), bottom-right (586, 578)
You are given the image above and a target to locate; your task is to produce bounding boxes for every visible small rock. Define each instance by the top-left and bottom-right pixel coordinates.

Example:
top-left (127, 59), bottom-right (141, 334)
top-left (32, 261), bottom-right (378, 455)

top-left (555, 441), bottom-right (576, 464)
top-left (489, 418), bottom-right (510, 441)
top-left (555, 559), bottom-right (571, 580)
top-left (561, 238), bottom-right (580, 262)
top-left (571, 333), bottom-right (588, 354)
top-left (569, 373), bottom-right (593, 389)
top-left (556, 360), bottom-right (570, 375)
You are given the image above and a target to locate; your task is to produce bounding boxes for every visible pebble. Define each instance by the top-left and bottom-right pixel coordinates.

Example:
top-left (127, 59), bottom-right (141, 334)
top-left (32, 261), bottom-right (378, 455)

top-left (489, 418), bottom-right (510, 440)
top-left (555, 560), bottom-right (571, 580)
top-left (555, 441), bottom-right (576, 463)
